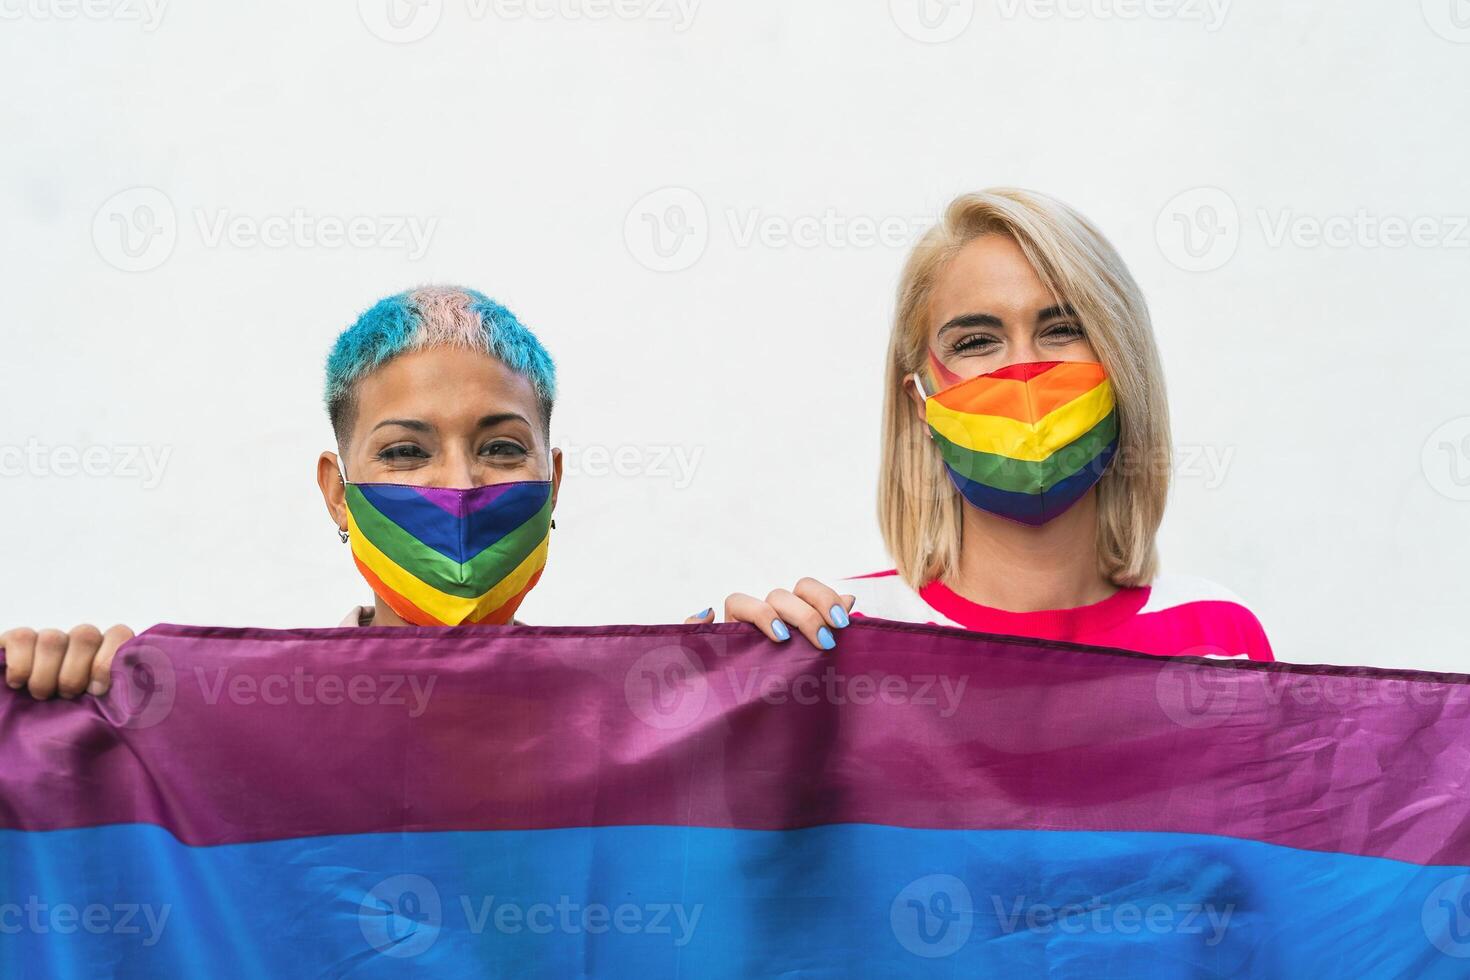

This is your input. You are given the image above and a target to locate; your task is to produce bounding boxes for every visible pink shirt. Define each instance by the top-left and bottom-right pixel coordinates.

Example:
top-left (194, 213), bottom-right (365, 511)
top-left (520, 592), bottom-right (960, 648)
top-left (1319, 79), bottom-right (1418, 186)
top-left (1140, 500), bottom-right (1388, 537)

top-left (844, 570), bottom-right (1274, 661)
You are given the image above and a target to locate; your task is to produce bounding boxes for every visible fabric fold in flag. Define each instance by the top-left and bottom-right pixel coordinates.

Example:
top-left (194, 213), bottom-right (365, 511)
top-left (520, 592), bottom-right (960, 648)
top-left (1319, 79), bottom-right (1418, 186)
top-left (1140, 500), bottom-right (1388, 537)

top-left (2, 621), bottom-right (1469, 977)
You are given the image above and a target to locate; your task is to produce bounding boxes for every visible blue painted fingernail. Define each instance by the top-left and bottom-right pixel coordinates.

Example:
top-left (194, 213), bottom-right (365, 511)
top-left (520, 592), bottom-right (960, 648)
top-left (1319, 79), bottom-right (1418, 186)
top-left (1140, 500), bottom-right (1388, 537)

top-left (830, 605), bottom-right (850, 629)
top-left (771, 619), bottom-right (791, 642)
top-left (818, 627), bottom-right (836, 650)
top-left (693, 608), bottom-right (712, 619)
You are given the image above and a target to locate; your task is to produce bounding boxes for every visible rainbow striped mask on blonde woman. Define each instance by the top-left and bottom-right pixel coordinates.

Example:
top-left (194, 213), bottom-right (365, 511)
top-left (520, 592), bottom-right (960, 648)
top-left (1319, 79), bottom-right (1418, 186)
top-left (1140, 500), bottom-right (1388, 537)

top-left (916, 358), bottom-right (1119, 526)
top-left (344, 478), bottom-right (553, 626)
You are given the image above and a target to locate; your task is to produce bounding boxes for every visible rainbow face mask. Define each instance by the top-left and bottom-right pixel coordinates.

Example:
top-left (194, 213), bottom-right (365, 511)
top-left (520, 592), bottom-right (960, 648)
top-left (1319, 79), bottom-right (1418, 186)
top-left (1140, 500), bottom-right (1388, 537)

top-left (917, 358), bottom-right (1119, 526)
top-left (343, 479), bottom-right (553, 626)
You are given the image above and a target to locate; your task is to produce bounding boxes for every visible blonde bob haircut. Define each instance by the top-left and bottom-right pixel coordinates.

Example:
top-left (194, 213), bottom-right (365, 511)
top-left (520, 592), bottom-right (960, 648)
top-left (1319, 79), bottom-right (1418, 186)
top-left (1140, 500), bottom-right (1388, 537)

top-left (879, 188), bottom-right (1171, 590)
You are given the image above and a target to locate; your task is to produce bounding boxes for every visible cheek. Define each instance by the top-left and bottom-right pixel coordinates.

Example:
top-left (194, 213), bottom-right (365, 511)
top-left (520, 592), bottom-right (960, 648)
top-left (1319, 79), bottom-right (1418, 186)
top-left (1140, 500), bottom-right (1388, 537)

top-left (1071, 338), bottom-right (1101, 362)
top-left (924, 346), bottom-right (972, 386)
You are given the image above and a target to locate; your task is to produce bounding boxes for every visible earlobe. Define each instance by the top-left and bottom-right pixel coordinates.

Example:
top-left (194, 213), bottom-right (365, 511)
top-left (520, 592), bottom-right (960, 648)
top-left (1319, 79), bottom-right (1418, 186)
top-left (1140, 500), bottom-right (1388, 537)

top-left (316, 451), bottom-right (348, 529)
top-left (904, 376), bottom-right (928, 423)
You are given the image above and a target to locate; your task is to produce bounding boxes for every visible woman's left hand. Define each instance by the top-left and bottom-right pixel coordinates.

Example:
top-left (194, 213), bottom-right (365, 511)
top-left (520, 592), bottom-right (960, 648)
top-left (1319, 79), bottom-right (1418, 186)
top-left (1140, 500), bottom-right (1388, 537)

top-left (685, 578), bottom-right (856, 650)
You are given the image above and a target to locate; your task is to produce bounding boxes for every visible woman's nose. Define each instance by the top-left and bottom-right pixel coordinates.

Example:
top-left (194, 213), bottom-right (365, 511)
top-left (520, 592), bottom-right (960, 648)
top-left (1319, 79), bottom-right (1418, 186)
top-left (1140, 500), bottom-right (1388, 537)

top-left (434, 454), bottom-right (480, 490)
top-left (1001, 342), bottom-right (1043, 368)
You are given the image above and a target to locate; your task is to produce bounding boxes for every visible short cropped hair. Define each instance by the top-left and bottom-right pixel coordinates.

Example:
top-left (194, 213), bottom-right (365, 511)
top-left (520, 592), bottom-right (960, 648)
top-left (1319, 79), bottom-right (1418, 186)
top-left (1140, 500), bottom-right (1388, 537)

top-left (325, 285), bottom-right (557, 445)
top-left (879, 189), bottom-right (1171, 589)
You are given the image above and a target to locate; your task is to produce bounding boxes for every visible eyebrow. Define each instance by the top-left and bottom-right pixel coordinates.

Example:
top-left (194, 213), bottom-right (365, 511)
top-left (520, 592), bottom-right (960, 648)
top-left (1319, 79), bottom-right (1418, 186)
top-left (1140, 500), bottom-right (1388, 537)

top-left (1037, 304), bottom-right (1078, 322)
top-left (371, 413), bottom-right (531, 434)
top-left (937, 312), bottom-right (1003, 335)
top-left (937, 304), bottom-right (1079, 335)
top-left (476, 413), bottom-right (531, 429)
top-left (370, 418), bottom-right (431, 434)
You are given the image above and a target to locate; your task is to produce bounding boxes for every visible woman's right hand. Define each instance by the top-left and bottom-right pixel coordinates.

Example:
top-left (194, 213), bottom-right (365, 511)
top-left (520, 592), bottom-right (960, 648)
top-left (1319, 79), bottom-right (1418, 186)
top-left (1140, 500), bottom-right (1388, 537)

top-left (691, 578), bottom-right (855, 651)
top-left (1, 624), bottom-right (135, 700)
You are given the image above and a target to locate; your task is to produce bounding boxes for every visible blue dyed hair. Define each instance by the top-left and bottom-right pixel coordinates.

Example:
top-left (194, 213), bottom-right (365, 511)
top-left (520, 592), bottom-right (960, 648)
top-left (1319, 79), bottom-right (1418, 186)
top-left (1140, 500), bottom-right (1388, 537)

top-left (325, 285), bottom-right (557, 443)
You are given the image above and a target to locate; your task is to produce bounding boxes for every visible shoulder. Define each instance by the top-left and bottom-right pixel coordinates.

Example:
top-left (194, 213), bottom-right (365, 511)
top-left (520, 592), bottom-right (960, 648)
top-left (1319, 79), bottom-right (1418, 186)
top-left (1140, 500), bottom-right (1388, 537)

top-left (1140, 573), bottom-right (1252, 612)
top-left (840, 570), bottom-right (960, 628)
top-left (1138, 573), bottom-right (1275, 661)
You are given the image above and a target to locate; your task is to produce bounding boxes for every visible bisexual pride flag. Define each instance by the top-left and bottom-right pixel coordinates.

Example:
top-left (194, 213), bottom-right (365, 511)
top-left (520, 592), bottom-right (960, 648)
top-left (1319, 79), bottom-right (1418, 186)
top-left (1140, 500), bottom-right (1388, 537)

top-left (2, 621), bottom-right (1470, 977)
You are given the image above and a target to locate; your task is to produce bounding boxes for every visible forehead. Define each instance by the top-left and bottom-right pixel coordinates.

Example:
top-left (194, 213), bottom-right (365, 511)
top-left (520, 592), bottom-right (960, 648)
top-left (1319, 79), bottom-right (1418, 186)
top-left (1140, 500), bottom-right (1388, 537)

top-left (352, 347), bottom-right (541, 427)
top-left (928, 234), bottom-right (1054, 326)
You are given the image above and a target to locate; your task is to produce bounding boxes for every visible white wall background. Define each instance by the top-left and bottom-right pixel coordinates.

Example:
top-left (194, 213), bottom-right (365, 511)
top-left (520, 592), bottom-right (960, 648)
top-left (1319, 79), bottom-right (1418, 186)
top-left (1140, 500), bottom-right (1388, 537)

top-left (2, 0), bottom-right (1468, 670)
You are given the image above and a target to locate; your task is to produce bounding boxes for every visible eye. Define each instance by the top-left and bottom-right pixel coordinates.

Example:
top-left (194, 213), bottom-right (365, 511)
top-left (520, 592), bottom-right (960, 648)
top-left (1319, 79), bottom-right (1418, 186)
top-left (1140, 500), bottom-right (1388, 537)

top-left (949, 332), bottom-right (999, 356)
top-left (480, 439), bottom-right (528, 460)
top-left (1044, 322), bottom-right (1086, 342)
top-left (376, 444), bottom-right (429, 462)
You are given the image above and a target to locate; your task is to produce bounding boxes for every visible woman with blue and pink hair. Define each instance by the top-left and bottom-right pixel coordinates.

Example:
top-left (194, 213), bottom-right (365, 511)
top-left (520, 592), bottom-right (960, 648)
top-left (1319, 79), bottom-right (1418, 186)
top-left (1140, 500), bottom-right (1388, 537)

top-left (1, 284), bottom-right (849, 700)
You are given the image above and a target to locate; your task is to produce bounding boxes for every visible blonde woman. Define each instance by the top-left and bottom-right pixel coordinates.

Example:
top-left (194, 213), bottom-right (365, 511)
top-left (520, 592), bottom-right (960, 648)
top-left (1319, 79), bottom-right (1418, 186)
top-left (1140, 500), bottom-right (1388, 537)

top-left (719, 189), bottom-right (1273, 660)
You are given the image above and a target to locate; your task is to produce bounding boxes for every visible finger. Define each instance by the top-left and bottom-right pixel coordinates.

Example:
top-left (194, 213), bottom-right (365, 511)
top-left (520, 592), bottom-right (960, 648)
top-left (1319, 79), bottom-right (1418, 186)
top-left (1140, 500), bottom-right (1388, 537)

top-left (682, 607), bottom-right (715, 625)
top-left (2, 629), bottom-right (38, 691)
top-left (56, 624), bottom-right (104, 699)
top-left (723, 593), bottom-right (791, 643)
top-left (792, 578), bottom-right (856, 630)
top-left (89, 625), bottom-right (135, 696)
top-left (765, 589), bottom-right (835, 651)
top-left (26, 629), bottom-right (68, 700)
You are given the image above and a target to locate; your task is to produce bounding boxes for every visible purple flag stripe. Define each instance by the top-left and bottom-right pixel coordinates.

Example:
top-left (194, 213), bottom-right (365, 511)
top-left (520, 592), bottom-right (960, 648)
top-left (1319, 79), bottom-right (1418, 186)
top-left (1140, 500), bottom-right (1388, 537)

top-left (1, 621), bottom-right (1466, 865)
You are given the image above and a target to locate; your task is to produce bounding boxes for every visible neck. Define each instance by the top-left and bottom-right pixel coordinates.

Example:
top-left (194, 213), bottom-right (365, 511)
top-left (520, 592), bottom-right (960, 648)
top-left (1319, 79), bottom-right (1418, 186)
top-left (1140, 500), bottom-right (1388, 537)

top-left (945, 492), bottom-right (1115, 613)
top-left (369, 598), bottom-right (410, 627)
